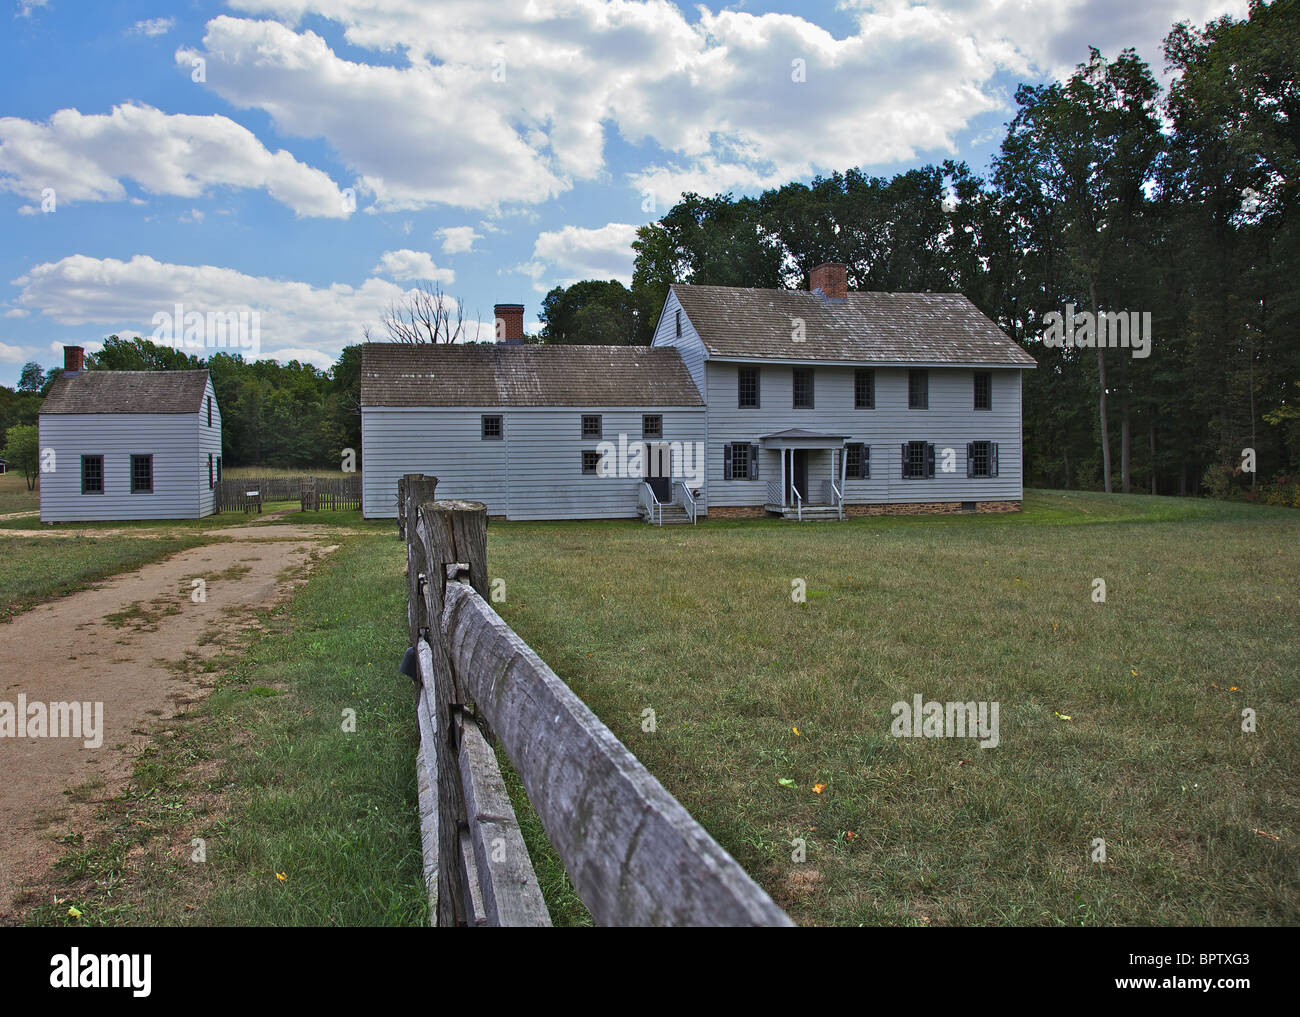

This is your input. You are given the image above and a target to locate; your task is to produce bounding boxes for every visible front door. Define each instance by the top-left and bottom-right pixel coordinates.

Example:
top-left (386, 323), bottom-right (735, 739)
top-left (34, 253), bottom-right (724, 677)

top-left (785, 449), bottom-right (809, 504)
top-left (646, 443), bottom-right (672, 502)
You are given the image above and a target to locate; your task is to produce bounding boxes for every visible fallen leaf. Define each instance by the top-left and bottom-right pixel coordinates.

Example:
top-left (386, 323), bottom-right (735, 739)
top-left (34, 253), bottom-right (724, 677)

top-left (792, 727), bottom-right (801, 736)
top-left (777, 778), bottom-right (796, 788)
top-left (275, 872), bottom-right (287, 882)
top-left (1055, 711), bottom-right (1072, 721)
top-left (812, 783), bottom-right (826, 794)
top-left (1254, 829), bottom-right (1281, 841)
top-left (67, 906), bottom-right (82, 918)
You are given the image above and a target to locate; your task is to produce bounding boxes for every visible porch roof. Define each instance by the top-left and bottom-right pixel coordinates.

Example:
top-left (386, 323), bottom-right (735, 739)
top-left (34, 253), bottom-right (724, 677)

top-left (758, 428), bottom-right (847, 450)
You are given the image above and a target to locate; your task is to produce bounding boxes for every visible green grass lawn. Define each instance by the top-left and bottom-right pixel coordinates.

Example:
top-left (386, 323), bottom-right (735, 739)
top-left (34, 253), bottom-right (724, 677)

top-left (21, 489), bottom-right (1297, 927)
top-left (0, 534), bottom-right (207, 623)
top-left (0, 471), bottom-right (39, 514)
top-left (482, 490), bottom-right (1298, 925)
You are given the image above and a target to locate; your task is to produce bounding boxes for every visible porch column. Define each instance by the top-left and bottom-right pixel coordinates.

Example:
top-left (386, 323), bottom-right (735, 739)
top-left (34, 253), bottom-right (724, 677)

top-left (780, 447), bottom-right (787, 508)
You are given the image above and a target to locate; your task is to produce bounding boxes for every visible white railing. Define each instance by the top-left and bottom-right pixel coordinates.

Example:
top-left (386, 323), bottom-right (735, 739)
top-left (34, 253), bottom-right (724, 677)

top-left (792, 486), bottom-right (802, 521)
top-left (639, 481), bottom-right (662, 526)
top-left (676, 482), bottom-right (698, 525)
top-left (830, 479), bottom-right (844, 520)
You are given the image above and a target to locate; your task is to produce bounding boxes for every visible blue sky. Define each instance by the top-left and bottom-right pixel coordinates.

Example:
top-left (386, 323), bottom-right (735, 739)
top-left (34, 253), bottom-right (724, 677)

top-left (0, 0), bottom-right (1244, 386)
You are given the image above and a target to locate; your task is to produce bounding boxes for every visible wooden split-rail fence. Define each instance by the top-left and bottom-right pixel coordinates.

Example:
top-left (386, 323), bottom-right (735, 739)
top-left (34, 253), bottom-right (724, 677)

top-left (398, 472), bottom-right (792, 927)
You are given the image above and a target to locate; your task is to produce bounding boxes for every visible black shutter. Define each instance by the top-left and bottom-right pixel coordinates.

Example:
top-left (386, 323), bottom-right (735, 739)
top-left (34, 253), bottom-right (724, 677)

top-left (966, 442), bottom-right (974, 478)
top-left (750, 444), bottom-right (760, 481)
top-left (863, 444), bottom-right (870, 479)
top-left (926, 443), bottom-right (936, 478)
top-left (900, 443), bottom-right (908, 478)
top-left (990, 442), bottom-right (999, 477)
top-left (723, 443), bottom-right (733, 481)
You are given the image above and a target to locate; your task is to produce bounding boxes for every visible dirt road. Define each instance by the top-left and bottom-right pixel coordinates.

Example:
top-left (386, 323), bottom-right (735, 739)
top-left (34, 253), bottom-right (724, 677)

top-left (0, 526), bottom-right (339, 918)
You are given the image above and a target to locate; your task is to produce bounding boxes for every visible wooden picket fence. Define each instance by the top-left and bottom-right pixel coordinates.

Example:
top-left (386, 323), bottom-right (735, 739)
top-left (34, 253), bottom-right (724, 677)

top-left (399, 473), bottom-right (792, 927)
top-left (214, 475), bottom-right (361, 513)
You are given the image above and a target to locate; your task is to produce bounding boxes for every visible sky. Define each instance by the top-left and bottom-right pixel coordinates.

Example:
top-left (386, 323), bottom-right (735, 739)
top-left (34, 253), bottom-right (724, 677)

top-left (0, 0), bottom-right (1247, 386)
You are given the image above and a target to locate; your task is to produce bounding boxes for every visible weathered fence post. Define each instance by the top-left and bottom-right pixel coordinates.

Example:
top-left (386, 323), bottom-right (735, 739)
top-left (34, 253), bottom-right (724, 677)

top-left (416, 498), bottom-right (486, 927)
top-left (404, 477), bottom-right (440, 647)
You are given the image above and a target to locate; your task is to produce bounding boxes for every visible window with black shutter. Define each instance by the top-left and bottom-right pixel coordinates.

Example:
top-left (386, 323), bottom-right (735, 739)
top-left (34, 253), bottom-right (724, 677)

top-left (724, 442), bottom-right (760, 480)
top-left (909, 369), bottom-right (929, 409)
top-left (967, 440), bottom-right (999, 477)
top-left (845, 442), bottom-right (868, 479)
top-left (974, 371), bottom-right (992, 410)
top-left (131, 454), bottom-right (154, 494)
top-left (854, 368), bottom-right (875, 409)
top-left (902, 440), bottom-right (934, 478)
top-left (581, 414), bottom-right (602, 439)
top-left (792, 367), bottom-right (814, 409)
top-left (81, 455), bottom-right (104, 494)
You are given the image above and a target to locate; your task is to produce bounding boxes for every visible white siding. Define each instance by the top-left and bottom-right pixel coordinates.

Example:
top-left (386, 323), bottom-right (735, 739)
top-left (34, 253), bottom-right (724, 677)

top-left (363, 405), bottom-right (707, 519)
top-left (650, 289), bottom-right (708, 400)
top-left (198, 377), bottom-right (223, 518)
top-left (39, 413), bottom-right (202, 521)
top-left (704, 362), bottom-right (1025, 506)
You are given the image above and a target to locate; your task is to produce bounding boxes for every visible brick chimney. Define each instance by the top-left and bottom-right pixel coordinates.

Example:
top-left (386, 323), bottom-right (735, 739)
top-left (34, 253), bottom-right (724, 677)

top-left (63, 345), bottom-right (85, 373)
top-left (809, 263), bottom-right (848, 300)
top-left (494, 303), bottom-right (525, 343)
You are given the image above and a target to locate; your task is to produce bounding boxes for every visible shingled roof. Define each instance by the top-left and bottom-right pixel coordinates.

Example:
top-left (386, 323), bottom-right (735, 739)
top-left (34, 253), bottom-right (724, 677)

top-left (361, 343), bottom-right (704, 408)
top-left (39, 370), bottom-right (211, 414)
top-left (671, 285), bottom-right (1036, 367)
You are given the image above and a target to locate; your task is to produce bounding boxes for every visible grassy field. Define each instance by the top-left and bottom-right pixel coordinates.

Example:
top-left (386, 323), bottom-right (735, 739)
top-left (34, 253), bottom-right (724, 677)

top-left (0, 471), bottom-right (38, 514)
top-left (18, 489), bottom-right (1298, 926)
top-left (483, 490), bottom-right (1298, 925)
top-left (0, 534), bottom-right (207, 623)
top-left (221, 466), bottom-right (355, 480)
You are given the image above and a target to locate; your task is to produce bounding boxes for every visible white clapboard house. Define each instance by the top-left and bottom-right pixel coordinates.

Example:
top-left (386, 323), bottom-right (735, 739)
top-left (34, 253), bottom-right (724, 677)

top-left (38, 346), bottom-right (223, 522)
top-left (361, 266), bottom-right (1036, 521)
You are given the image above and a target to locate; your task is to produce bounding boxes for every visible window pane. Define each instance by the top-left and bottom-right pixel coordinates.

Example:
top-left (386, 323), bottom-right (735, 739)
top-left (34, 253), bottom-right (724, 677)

top-left (855, 369), bottom-right (874, 409)
top-left (974, 372), bottom-right (991, 410)
top-left (732, 442), bottom-right (750, 479)
top-left (738, 367), bottom-right (759, 407)
top-left (582, 414), bottom-right (602, 438)
top-left (793, 367), bottom-right (814, 408)
top-left (909, 370), bottom-right (928, 409)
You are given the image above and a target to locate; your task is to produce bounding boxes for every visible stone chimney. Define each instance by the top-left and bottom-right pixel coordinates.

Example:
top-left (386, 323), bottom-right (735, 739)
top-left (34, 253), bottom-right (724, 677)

top-left (494, 303), bottom-right (525, 343)
top-left (63, 345), bottom-right (85, 373)
top-left (809, 263), bottom-right (848, 300)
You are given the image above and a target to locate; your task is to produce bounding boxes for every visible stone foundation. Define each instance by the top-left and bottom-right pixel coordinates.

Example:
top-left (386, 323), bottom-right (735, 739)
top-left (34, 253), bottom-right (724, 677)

top-left (976, 501), bottom-right (1021, 514)
top-left (704, 505), bottom-right (769, 519)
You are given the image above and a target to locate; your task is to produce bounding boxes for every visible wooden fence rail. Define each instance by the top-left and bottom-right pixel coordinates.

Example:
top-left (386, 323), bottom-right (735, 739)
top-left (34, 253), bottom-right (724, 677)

top-left (405, 484), bottom-right (793, 927)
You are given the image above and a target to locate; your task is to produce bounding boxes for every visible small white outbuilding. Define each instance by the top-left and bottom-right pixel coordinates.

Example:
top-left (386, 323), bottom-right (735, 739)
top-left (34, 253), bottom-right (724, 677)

top-left (38, 346), bottom-right (223, 522)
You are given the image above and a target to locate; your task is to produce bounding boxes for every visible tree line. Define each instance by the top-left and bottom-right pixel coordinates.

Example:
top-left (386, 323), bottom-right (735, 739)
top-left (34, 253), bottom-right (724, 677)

top-left (538, 1), bottom-right (1299, 497)
top-left (4, 1), bottom-right (1296, 497)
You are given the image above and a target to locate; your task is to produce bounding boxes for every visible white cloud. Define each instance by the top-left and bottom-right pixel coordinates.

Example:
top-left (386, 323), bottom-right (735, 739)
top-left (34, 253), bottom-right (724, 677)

top-left (0, 341), bottom-right (33, 363)
top-left (521, 222), bottom-right (639, 290)
top-left (436, 226), bottom-right (482, 255)
top-left (372, 249), bottom-right (455, 283)
top-left (10, 254), bottom-right (425, 363)
top-left (3, 308), bottom-right (29, 318)
top-left (0, 103), bottom-right (351, 217)
top-left (16, 0), bottom-right (49, 18)
top-left (131, 17), bottom-right (174, 37)
top-left (193, 0), bottom-right (1244, 212)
